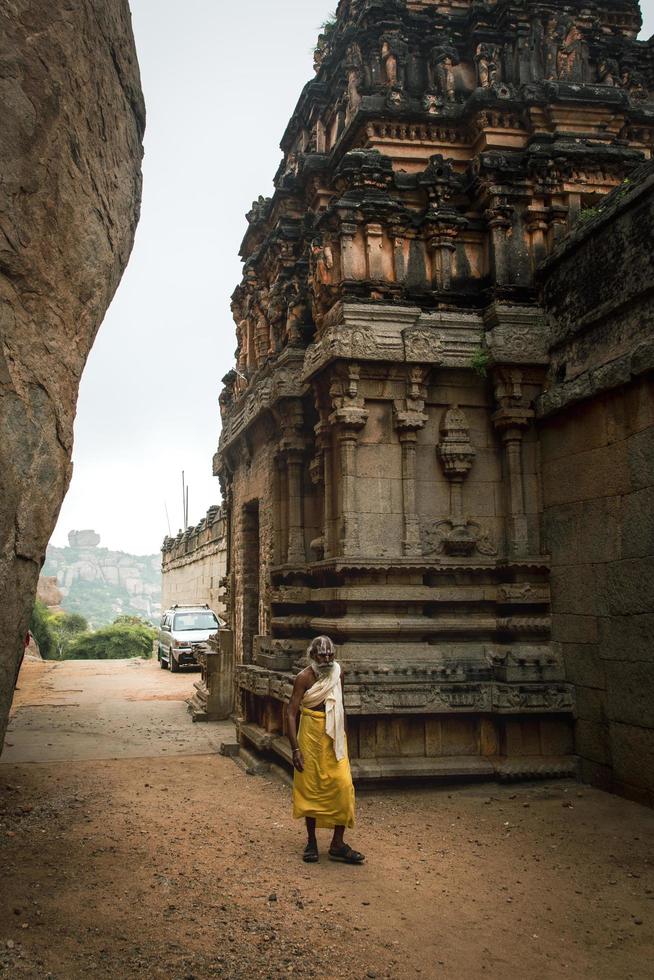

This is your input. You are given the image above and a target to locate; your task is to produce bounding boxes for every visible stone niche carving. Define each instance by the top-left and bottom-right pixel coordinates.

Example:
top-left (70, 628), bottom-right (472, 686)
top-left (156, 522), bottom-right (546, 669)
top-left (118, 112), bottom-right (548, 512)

top-left (422, 518), bottom-right (498, 557)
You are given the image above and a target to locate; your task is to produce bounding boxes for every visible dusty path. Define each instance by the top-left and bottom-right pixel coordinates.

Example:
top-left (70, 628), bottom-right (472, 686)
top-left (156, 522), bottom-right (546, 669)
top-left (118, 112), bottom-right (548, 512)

top-left (1, 660), bottom-right (653, 979)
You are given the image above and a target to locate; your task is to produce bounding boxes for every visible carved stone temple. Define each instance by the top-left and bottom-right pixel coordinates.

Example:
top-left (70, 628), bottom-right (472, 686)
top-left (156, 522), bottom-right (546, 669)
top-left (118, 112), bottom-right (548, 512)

top-left (214, 0), bottom-right (654, 787)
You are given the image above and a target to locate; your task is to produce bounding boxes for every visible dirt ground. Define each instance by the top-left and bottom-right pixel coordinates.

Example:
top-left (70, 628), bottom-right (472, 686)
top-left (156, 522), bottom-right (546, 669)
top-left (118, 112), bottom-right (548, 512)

top-left (1, 660), bottom-right (653, 980)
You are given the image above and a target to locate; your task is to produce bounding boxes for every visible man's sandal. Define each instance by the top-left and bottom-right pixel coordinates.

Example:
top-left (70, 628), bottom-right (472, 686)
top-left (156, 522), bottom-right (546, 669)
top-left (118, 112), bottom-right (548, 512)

top-left (303, 841), bottom-right (319, 863)
top-left (328, 844), bottom-right (365, 864)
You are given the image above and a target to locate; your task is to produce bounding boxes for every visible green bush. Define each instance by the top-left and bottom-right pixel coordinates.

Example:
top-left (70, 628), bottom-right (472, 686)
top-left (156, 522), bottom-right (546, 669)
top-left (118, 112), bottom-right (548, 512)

top-left (29, 600), bottom-right (55, 660)
top-left (65, 621), bottom-right (156, 661)
top-left (49, 612), bottom-right (89, 659)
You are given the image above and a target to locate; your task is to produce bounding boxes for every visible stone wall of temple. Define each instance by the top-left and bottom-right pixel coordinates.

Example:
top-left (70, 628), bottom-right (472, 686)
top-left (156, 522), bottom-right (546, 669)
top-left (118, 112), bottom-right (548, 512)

top-left (215, 0), bottom-right (654, 783)
top-left (161, 506), bottom-right (227, 616)
top-left (538, 162), bottom-right (654, 806)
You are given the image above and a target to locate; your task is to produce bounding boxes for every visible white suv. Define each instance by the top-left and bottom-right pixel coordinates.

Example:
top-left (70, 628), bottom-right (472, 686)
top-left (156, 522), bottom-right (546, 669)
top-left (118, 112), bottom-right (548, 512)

top-left (158, 604), bottom-right (223, 672)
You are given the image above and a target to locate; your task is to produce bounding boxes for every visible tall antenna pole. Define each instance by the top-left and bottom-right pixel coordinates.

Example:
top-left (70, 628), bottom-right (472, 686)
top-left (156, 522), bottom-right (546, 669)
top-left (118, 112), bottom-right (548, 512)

top-left (185, 486), bottom-right (189, 530)
top-left (182, 470), bottom-right (186, 530)
top-left (164, 502), bottom-right (171, 537)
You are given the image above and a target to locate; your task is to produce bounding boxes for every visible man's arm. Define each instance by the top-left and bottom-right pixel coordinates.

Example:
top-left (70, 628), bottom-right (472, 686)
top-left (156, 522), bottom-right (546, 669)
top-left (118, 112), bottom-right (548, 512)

top-left (287, 670), bottom-right (310, 772)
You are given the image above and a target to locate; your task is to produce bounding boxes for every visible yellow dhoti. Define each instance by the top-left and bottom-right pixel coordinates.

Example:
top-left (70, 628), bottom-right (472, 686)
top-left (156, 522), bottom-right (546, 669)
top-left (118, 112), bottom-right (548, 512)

top-left (292, 707), bottom-right (355, 829)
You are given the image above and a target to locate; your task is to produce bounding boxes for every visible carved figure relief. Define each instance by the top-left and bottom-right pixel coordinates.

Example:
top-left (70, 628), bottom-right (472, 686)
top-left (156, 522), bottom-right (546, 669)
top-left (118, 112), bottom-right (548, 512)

top-left (380, 34), bottom-right (407, 90)
top-left (597, 57), bottom-right (620, 87)
top-left (475, 43), bottom-right (501, 89)
top-left (556, 21), bottom-right (588, 83)
top-left (428, 46), bottom-right (458, 103)
top-left (543, 16), bottom-right (562, 81)
top-left (345, 42), bottom-right (363, 116)
top-left (622, 65), bottom-right (649, 101)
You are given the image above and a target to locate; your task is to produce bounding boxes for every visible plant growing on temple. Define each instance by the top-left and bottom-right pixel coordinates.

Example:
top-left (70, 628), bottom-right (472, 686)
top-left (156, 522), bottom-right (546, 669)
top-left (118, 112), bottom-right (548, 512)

top-left (64, 620), bottom-right (156, 661)
top-left (320, 11), bottom-right (338, 32)
top-left (470, 347), bottom-right (490, 378)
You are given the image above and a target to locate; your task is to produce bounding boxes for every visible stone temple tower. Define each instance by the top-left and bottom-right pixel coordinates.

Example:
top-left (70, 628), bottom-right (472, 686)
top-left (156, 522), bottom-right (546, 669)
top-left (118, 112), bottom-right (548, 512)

top-left (215, 0), bottom-right (653, 780)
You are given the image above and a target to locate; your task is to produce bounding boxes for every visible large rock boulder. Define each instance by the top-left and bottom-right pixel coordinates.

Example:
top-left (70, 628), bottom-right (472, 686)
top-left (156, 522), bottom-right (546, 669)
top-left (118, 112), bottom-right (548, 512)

top-left (0, 1), bottom-right (144, 749)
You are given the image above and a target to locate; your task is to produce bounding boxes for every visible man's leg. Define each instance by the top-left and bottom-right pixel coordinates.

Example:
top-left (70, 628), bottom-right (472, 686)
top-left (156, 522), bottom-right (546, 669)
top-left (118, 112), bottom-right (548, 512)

top-left (329, 825), bottom-right (364, 864)
top-left (331, 824), bottom-right (345, 849)
top-left (303, 817), bottom-right (319, 862)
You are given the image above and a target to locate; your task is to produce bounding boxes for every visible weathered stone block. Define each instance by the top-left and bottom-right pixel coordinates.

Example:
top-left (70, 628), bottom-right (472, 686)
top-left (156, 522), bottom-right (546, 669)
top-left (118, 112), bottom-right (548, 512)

top-left (604, 661), bottom-right (654, 729)
top-left (542, 441), bottom-right (630, 507)
top-left (441, 717), bottom-right (478, 756)
top-left (575, 719), bottom-right (611, 766)
top-left (561, 642), bottom-right (605, 690)
top-left (598, 614), bottom-right (654, 664)
top-left (605, 557), bottom-right (654, 616)
top-left (627, 426), bottom-right (654, 492)
top-left (575, 686), bottom-right (607, 724)
top-left (551, 614), bottom-right (599, 644)
top-left (539, 402), bottom-right (608, 462)
top-left (550, 565), bottom-right (608, 617)
top-left (540, 718), bottom-right (574, 756)
top-left (621, 486), bottom-right (654, 559)
top-left (610, 722), bottom-right (654, 792)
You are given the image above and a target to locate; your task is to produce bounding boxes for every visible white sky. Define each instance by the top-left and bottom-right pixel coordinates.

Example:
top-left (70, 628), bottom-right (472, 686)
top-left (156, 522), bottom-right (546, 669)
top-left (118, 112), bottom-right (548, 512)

top-left (51, 0), bottom-right (654, 556)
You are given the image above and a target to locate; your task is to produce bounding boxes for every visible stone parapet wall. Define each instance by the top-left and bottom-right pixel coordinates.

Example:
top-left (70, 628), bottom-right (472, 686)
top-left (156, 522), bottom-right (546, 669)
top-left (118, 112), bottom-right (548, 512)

top-left (539, 161), bottom-right (654, 806)
top-left (161, 506), bottom-right (227, 616)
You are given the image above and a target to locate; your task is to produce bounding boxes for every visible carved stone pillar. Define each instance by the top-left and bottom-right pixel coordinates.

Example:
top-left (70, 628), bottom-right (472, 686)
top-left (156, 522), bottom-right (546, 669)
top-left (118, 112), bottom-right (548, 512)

top-left (335, 417), bottom-right (367, 555)
top-left (486, 202), bottom-right (514, 287)
top-left (394, 369), bottom-right (428, 556)
top-left (285, 450), bottom-right (305, 564)
top-left (313, 419), bottom-right (334, 559)
top-left (397, 425), bottom-right (422, 555)
top-left (426, 221), bottom-right (458, 291)
top-left (492, 369), bottom-right (534, 557)
top-left (277, 400), bottom-right (307, 565)
top-left (339, 220), bottom-right (358, 280)
top-left (527, 209), bottom-right (549, 270)
top-left (329, 364), bottom-right (368, 557)
top-left (389, 220), bottom-right (408, 283)
top-left (365, 222), bottom-right (384, 280)
top-left (275, 453), bottom-right (288, 564)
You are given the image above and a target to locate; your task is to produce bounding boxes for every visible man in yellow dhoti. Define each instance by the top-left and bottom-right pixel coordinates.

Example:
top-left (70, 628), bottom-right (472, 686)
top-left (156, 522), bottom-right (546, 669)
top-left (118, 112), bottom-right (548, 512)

top-left (287, 635), bottom-right (364, 864)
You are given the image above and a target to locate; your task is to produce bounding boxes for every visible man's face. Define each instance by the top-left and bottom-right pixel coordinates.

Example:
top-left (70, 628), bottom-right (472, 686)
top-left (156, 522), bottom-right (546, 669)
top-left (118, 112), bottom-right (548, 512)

top-left (310, 639), bottom-right (334, 674)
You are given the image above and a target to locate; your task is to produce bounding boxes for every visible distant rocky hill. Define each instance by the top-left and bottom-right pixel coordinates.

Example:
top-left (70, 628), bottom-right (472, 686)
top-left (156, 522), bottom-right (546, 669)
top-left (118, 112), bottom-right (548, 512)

top-left (42, 531), bottom-right (161, 628)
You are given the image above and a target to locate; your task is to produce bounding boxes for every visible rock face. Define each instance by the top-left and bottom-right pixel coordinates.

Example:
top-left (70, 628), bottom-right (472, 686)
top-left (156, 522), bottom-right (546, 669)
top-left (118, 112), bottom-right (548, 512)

top-left (43, 534), bottom-right (161, 628)
top-left (0, 1), bottom-right (144, 750)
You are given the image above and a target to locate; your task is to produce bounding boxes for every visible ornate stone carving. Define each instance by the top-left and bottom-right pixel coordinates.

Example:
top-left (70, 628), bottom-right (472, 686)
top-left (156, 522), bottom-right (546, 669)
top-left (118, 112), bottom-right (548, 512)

top-left (438, 406), bottom-right (476, 483)
top-left (421, 519), bottom-right (497, 558)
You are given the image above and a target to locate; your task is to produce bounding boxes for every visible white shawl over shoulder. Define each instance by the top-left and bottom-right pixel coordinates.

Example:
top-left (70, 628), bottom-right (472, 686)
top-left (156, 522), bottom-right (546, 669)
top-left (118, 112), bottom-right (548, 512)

top-left (301, 661), bottom-right (346, 761)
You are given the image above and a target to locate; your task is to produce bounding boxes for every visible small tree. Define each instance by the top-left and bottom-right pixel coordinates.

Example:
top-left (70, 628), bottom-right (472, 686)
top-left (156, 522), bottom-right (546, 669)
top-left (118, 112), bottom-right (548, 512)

top-left (49, 612), bottom-right (89, 659)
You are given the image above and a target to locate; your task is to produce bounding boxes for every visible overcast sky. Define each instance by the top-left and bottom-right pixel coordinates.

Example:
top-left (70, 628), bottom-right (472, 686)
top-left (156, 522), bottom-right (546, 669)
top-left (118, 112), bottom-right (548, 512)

top-left (51, 0), bottom-right (654, 556)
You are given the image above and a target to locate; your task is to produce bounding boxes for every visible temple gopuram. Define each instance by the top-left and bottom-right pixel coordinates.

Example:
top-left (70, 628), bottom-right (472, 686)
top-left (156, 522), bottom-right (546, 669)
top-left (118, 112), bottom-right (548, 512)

top-left (215, 0), bottom-right (654, 783)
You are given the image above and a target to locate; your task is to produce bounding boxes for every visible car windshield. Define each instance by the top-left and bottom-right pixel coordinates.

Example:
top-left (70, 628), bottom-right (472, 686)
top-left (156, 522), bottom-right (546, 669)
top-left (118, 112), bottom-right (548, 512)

top-left (173, 612), bottom-right (219, 632)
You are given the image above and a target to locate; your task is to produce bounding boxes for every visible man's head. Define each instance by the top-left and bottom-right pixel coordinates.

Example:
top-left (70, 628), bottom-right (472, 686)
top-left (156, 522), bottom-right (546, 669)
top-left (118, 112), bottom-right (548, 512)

top-left (307, 635), bottom-right (336, 676)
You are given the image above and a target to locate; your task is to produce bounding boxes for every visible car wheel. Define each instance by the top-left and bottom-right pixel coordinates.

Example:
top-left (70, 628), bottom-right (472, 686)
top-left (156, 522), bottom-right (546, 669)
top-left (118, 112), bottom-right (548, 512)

top-left (159, 647), bottom-right (167, 669)
top-left (169, 652), bottom-right (180, 673)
